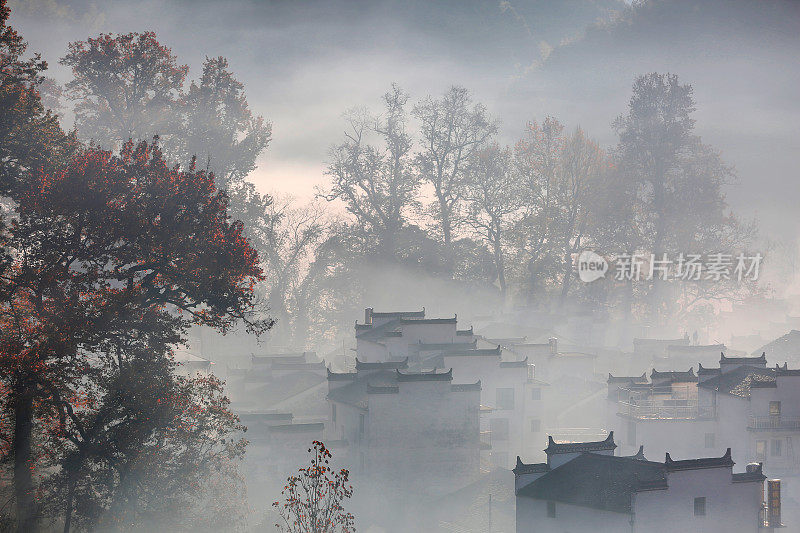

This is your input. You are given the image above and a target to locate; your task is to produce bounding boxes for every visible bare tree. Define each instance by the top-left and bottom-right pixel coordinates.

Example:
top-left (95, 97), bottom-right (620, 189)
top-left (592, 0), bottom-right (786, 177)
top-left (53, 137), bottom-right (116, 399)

top-left (464, 143), bottom-right (523, 301)
top-left (322, 84), bottom-right (419, 254)
top-left (413, 86), bottom-right (496, 247)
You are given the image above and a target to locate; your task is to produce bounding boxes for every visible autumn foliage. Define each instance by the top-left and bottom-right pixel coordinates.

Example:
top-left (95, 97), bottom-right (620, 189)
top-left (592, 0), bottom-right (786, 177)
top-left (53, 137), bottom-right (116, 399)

top-left (273, 441), bottom-right (355, 533)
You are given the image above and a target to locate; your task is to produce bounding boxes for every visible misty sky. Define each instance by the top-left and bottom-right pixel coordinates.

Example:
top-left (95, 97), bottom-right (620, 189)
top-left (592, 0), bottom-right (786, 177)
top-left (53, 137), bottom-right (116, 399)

top-left (9, 0), bottom-right (800, 241)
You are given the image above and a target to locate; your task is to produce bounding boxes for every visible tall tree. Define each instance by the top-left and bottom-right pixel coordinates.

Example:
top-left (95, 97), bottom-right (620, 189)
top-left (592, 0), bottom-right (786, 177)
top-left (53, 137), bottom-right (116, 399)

top-left (552, 127), bottom-right (605, 305)
top-left (0, 140), bottom-right (268, 531)
top-left (323, 84), bottom-right (419, 255)
top-left (0, 0), bottom-right (76, 193)
top-left (511, 118), bottom-right (565, 304)
top-left (168, 56), bottom-right (272, 191)
top-left (464, 143), bottom-right (523, 301)
top-left (413, 86), bottom-right (496, 247)
top-left (613, 73), bottom-right (747, 321)
top-left (61, 31), bottom-right (187, 149)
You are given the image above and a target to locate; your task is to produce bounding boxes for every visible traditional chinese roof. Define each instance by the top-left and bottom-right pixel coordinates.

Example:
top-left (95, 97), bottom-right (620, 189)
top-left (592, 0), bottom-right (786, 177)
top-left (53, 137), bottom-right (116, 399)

top-left (355, 319), bottom-right (403, 341)
top-left (398, 317), bottom-right (457, 325)
top-left (776, 365), bottom-right (800, 376)
top-left (697, 363), bottom-right (721, 376)
top-left (442, 346), bottom-right (502, 357)
top-left (485, 337), bottom-right (527, 345)
top-left (698, 365), bottom-right (776, 398)
top-left (355, 357), bottom-right (409, 371)
top-left (732, 463), bottom-right (766, 483)
top-left (451, 381), bottom-right (481, 392)
top-left (395, 368), bottom-right (453, 382)
top-left (516, 453), bottom-right (666, 513)
top-left (720, 352), bottom-right (767, 365)
top-left (327, 368), bottom-right (357, 381)
top-left (499, 358), bottom-right (529, 368)
top-left (456, 326), bottom-right (474, 336)
top-left (608, 372), bottom-right (648, 384)
top-left (414, 340), bottom-right (478, 351)
top-left (664, 448), bottom-right (733, 471)
top-left (625, 445), bottom-right (647, 461)
top-left (545, 432), bottom-right (616, 455)
top-left (650, 368), bottom-right (696, 382)
top-left (513, 456), bottom-right (549, 475)
top-left (371, 309), bottom-right (425, 319)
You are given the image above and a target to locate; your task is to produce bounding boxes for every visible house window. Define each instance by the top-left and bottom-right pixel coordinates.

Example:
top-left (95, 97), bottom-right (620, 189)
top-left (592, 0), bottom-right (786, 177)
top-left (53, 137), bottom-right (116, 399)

top-left (496, 388), bottom-right (515, 410)
top-left (547, 501), bottom-right (556, 518)
top-left (530, 419), bottom-right (541, 433)
top-left (531, 387), bottom-right (541, 401)
top-left (771, 439), bottom-right (782, 457)
top-left (770, 401), bottom-right (781, 417)
top-left (331, 403), bottom-right (337, 422)
top-left (490, 418), bottom-right (509, 441)
top-left (704, 433), bottom-right (715, 449)
top-left (694, 497), bottom-right (706, 516)
top-left (756, 440), bottom-right (767, 461)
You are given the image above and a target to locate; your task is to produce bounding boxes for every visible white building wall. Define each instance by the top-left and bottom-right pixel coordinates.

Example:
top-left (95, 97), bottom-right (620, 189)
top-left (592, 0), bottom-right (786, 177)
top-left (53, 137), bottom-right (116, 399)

top-left (635, 469), bottom-right (763, 533)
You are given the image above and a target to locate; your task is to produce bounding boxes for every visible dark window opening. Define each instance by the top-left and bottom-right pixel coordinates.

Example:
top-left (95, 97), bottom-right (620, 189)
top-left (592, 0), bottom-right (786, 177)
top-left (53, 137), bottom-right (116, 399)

top-left (694, 497), bottom-right (706, 516)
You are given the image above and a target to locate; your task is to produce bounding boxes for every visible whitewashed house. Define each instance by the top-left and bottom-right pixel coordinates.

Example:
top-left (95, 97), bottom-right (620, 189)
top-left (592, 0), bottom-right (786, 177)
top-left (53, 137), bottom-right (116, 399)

top-left (514, 433), bottom-right (781, 532)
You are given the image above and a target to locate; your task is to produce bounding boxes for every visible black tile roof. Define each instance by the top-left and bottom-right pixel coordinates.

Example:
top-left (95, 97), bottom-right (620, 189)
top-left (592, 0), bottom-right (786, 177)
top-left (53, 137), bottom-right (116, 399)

top-left (608, 372), bottom-right (648, 384)
top-left (697, 363), bottom-right (721, 376)
top-left (399, 317), bottom-right (457, 324)
top-left (545, 432), bottom-right (616, 455)
top-left (732, 463), bottom-right (766, 483)
top-left (698, 365), bottom-right (776, 398)
top-left (517, 453), bottom-right (666, 513)
top-left (499, 358), bottom-right (529, 368)
top-left (371, 309), bottom-right (425, 319)
top-left (355, 357), bottom-right (409, 371)
top-left (650, 368), bottom-right (696, 382)
top-left (513, 456), bottom-right (549, 475)
top-left (396, 368), bottom-right (453, 382)
top-left (451, 381), bottom-right (481, 392)
top-left (327, 368), bottom-right (357, 381)
top-left (442, 346), bottom-right (502, 357)
top-left (720, 352), bottom-right (767, 364)
top-left (355, 319), bottom-right (402, 341)
top-left (414, 340), bottom-right (478, 351)
top-left (664, 448), bottom-right (733, 471)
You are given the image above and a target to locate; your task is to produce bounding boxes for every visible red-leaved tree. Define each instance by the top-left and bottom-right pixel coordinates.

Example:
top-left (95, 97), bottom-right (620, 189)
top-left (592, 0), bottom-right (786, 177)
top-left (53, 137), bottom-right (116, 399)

top-left (0, 139), bottom-right (269, 531)
top-left (273, 441), bottom-right (355, 533)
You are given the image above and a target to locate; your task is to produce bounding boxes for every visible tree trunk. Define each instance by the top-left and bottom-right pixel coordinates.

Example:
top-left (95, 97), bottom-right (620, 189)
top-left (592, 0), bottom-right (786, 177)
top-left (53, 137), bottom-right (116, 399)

top-left (63, 475), bottom-right (76, 533)
top-left (13, 383), bottom-right (36, 533)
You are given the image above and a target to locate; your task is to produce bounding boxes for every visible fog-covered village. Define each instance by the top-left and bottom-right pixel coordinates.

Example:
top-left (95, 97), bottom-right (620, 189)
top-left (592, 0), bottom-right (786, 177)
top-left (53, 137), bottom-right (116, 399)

top-left (2, 1), bottom-right (800, 532)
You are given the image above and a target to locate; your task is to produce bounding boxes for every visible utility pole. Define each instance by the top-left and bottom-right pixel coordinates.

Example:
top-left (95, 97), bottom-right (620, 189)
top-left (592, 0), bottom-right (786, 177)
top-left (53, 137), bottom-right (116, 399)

top-left (488, 492), bottom-right (492, 533)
